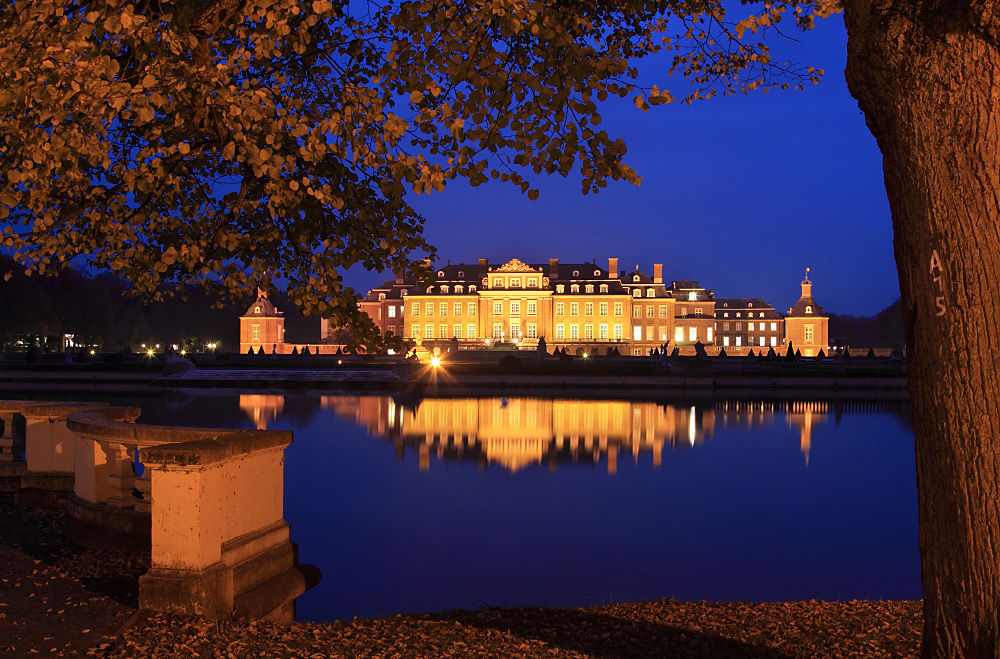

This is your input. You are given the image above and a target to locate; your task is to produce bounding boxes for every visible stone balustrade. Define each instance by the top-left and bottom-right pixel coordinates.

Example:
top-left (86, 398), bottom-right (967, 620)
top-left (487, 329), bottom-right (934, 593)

top-left (62, 406), bottom-right (319, 621)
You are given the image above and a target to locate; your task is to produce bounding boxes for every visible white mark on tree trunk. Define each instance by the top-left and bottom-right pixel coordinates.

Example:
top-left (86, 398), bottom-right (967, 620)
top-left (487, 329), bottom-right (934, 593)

top-left (930, 249), bottom-right (946, 316)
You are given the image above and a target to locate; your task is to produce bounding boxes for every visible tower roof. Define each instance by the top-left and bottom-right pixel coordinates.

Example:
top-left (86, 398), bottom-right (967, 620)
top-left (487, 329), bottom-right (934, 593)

top-left (242, 288), bottom-right (283, 318)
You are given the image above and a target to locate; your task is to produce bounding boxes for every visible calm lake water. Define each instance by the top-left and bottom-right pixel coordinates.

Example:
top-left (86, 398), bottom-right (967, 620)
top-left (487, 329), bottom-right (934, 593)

top-left (18, 389), bottom-right (921, 622)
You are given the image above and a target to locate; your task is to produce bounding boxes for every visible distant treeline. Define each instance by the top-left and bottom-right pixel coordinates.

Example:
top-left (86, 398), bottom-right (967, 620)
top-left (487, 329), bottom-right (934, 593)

top-left (0, 255), bottom-right (241, 352)
top-left (828, 297), bottom-right (905, 349)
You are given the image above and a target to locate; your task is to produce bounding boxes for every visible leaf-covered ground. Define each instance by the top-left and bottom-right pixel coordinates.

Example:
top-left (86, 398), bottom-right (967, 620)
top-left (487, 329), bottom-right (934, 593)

top-left (111, 599), bottom-right (921, 659)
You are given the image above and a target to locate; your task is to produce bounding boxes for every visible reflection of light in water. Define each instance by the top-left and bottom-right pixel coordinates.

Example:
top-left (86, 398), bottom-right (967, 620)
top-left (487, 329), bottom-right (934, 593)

top-left (688, 406), bottom-right (696, 446)
top-left (239, 395), bottom-right (285, 430)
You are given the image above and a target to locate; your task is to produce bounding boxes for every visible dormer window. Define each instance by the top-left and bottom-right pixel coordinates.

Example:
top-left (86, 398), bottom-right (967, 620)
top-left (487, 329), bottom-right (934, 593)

top-left (688, 292), bottom-right (697, 301)
top-left (759, 312), bottom-right (764, 318)
top-left (557, 284), bottom-right (565, 293)
top-left (511, 278), bottom-right (521, 288)
top-left (723, 303), bottom-right (728, 308)
top-left (585, 284), bottom-right (594, 293)
top-left (572, 270), bottom-right (579, 277)
top-left (806, 305), bottom-right (813, 314)
top-left (571, 284), bottom-right (580, 293)
top-left (455, 285), bottom-right (463, 294)
top-left (254, 306), bottom-right (261, 313)
top-left (748, 303), bottom-right (753, 307)
top-left (493, 278), bottom-right (502, 287)
top-left (401, 290), bottom-right (407, 296)
top-left (458, 271), bottom-right (464, 277)
top-left (633, 275), bottom-right (640, 282)
top-left (600, 284), bottom-right (608, 294)
top-left (633, 289), bottom-right (641, 298)
top-left (646, 289), bottom-right (654, 298)
top-left (469, 285), bottom-right (476, 292)
top-left (378, 293), bottom-right (386, 301)
top-left (441, 285), bottom-right (449, 293)
top-left (736, 312), bottom-right (741, 317)
top-left (528, 278), bottom-right (538, 288)
top-left (593, 270), bottom-right (600, 276)
top-left (438, 270), bottom-right (445, 277)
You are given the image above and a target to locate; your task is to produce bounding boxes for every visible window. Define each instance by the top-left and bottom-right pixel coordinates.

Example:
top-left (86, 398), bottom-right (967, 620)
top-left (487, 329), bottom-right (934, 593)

top-left (748, 322), bottom-right (755, 331)
top-left (695, 308), bottom-right (702, 316)
top-left (439, 324), bottom-right (447, 338)
top-left (634, 349), bottom-right (643, 356)
top-left (570, 324), bottom-right (579, 339)
top-left (723, 336), bottom-right (730, 347)
top-left (805, 324), bottom-right (814, 342)
top-left (511, 278), bottom-right (521, 288)
top-left (771, 322), bottom-right (777, 331)
top-left (614, 302), bottom-right (623, 316)
top-left (468, 303), bottom-right (476, 315)
top-left (571, 284), bottom-right (580, 293)
top-left (527, 324), bottom-right (537, 338)
top-left (493, 324), bottom-right (503, 338)
top-left (254, 306), bottom-right (261, 313)
top-left (438, 270), bottom-right (445, 277)
top-left (771, 336), bottom-right (777, 346)
top-left (454, 324), bottom-right (462, 339)
top-left (411, 302), bottom-right (419, 315)
top-left (493, 302), bottom-right (502, 315)
top-left (748, 302), bottom-right (753, 308)
top-left (510, 321), bottom-right (520, 338)
top-left (528, 278), bottom-right (538, 288)
top-left (571, 302), bottom-right (579, 316)
top-left (599, 302), bottom-right (608, 316)
top-left (585, 284), bottom-right (594, 294)
top-left (689, 327), bottom-right (697, 342)
top-left (759, 312), bottom-right (765, 318)
top-left (585, 324), bottom-right (594, 339)
top-left (468, 323), bottom-right (476, 338)
top-left (646, 326), bottom-right (653, 340)
top-left (805, 305), bottom-right (813, 314)
top-left (600, 284), bottom-right (609, 294)
top-left (723, 312), bottom-right (729, 318)
top-left (707, 327), bottom-right (713, 342)
top-left (510, 302), bottom-right (520, 315)
top-left (586, 302), bottom-right (594, 315)
top-left (633, 275), bottom-right (640, 282)
top-left (688, 292), bottom-right (697, 301)
top-left (646, 288), bottom-right (654, 297)
top-left (736, 322), bottom-right (742, 331)
top-left (759, 337), bottom-right (765, 347)
top-left (736, 336), bottom-right (742, 347)
top-left (412, 324), bottom-right (419, 337)
top-left (633, 326), bottom-right (642, 340)
top-left (557, 284), bottom-right (565, 293)
top-left (675, 327), bottom-right (684, 342)
top-left (494, 278), bottom-right (502, 288)
top-left (572, 270), bottom-right (579, 276)
top-left (440, 285), bottom-right (449, 294)
top-left (454, 303), bottom-right (462, 316)
top-left (387, 326), bottom-right (396, 336)
top-left (425, 302), bottom-right (433, 316)
top-left (425, 324), bottom-right (434, 339)
top-left (469, 285), bottom-right (475, 292)
top-left (633, 306), bottom-right (642, 318)
top-left (659, 305), bottom-right (668, 318)
top-left (556, 324), bottom-right (565, 339)
top-left (736, 312), bottom-right (741, 318)
top-left (556, 302), bottom-right (564, 315)
top-left (457, 271), bottom-right (464, 277)
top-left (594, 270), bottom-right (600, 276)
top-left (388, 306), bottom-right (396, 318)
top-left (659, 326), bottom-right (667, 341)
top-left (252, 324), bottom-right (260, 340)
top-left (528, 301), bottom-right (537, 315)
top-left (723, 322), bottom-right (730, 331)
top-left (633, 289), bottom-right (642, 298)
top-left (647, 306), bottom-right (655, 318)
top-left (599, 324), bottom-right (609, 340)
top-left (455, 285), bottom-right (463, 294)
top-left (614, 324), bottom-right (623, 341)
top-left (440, 303), bottom-right (447, 316)
top-left (401, 290), bottom-right (407, 296)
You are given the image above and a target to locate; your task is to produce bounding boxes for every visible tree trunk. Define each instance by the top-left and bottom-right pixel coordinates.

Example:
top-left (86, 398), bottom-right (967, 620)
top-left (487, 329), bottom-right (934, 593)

top-left (843, 1), bottom-right (1000, 657)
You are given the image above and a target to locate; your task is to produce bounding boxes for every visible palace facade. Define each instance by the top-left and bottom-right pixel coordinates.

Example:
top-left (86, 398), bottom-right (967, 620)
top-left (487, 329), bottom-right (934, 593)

top-left (357, 257), bottom-right (829, 356)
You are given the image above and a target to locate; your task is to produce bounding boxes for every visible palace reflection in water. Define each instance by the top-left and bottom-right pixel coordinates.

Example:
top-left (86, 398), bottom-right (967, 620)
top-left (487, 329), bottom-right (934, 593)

top-left (237, 394), bottom-right (898, 473)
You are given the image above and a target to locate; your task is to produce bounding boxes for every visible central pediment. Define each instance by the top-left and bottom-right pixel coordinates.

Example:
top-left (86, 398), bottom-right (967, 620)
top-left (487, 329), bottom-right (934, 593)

top-left (494, 258), bottom-right (537, 273)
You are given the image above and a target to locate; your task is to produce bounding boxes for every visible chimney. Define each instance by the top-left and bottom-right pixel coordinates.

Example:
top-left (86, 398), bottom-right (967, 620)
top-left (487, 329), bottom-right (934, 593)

top-left (394, 267), bottom-right (404, 284)
top-left (549, 258), bottom-right (559, 279)
top-left (653, 264), bottom-right (663, 284)
top-left (478, 257), bottom-right (489, 279)
top-left (608, 257), bottom-right (618, 279)
top-left (801, 267), bottom-right (812, 298)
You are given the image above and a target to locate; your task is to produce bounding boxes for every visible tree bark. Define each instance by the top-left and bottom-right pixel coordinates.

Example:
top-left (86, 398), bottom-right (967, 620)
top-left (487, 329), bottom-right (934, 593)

top-left (844, 1), bottom-right (1000, 657)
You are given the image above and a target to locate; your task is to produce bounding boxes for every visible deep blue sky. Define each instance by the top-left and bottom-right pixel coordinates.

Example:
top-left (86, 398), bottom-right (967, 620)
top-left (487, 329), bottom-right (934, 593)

top-left (348, 14), bottom-right (898, 317)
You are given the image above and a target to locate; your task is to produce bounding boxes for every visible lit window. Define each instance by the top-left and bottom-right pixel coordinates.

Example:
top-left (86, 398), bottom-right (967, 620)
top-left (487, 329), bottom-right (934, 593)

top-left (255, 306), bottom-right (261, 313)
top-left (805, 305), bottom-right (813, 314)
top-left (771, 336), bottom-right (777, 347)
top-left (759, 337), bottom-right (765, 347)
top-left (571, 284), bottom-right (580, 293)
top-left (759, 312), bottom-right (764, 318)
top-left (570, 325), bottom-right (579, 339)
top-left (646, 289), bottom-right (654, 298)
top-left (600, 302), bottom-right (608, 316)
top-left (689, 327), bottom-right (696, 342)
top-left (614, 324), bottom-right (623, 341)
top-left (633, 289), bottom-right (642, 298)
top-left (723, 312), bottom-right (729, 318)
top-left (707, 327), bottom-right (713, 342)
top-left (735, 336), bottom-right (742, 347)
top-left (468, 323), bottom-right (476, 338)
top-left (412, 303), bottom-right (420, 315)
top-left (659, 327), bottom-right (667, 341)
top-left (633, 326), bottom-right (642, 340)
top-left (659, 305), bottom-right (667, 318)
top-left (493, 302), bottom-right (502, 315)
top-left (454, 324), bottom-right (462, 338)
top-left (770, 322), bottom-right (777, 331)
top-left (736, 312), bottom-right (741, 318)
top-left (556, 324), bottom-right (565, 339)
top-left (440, 285), bottom-right (449, 294)
top-left (646, 326), bottom-right (653, 340)
top-left (749, 322), bottom-right (755, 331)
top-left (633, 306), bottom-right (642, 318)
top-left (585, 325), bottom-right (594, 339)
top-left (454, 303), bottom-right (462, 316)
top-left (723, 336), bottom-right (730, 347)
top-left (425, 302), bottom-right (433, 315)
top-left (455, 285), bottom-right (463, 294)
top-left (688, 292), bottom-right (697, 301)
top-left (527, 324), bottom-right (537, 338)
top-left (571, 303), bottom-right (579, 316)
top-left (646, 306), bottom-right (654, 318)
top-left (511, 278), bottom-right (521, 288)
top-left (557, 284), bottom-right (565, 293)
top-left (748, 302), bottom-right (753, 308)
top-left (440, 303), bottom-right (447, 316)
top-left (510, 302), bottom-right (520, 315)
top-left (556, 302), bottom-right (564, 315)
top-left (586, 285), bottom-right (594, 294)
top-left (388, 306), bottom-right (396, 318)
top-left (585, 303), bottom-right (594, 315)
top-left (675, 327), bottom-right (683, 342)
top-left (468, 303), bottom-right (476, 315)
top-left (401, 290), bottom-right (407, 296)
top-left (614, 302), bottom-right (622, 316)
top-left (599, 324), bottom-right (609, 340)
top-left (528, 302), bottom-right (537, 315)
top-left (425, 324), bottom-right (434, 339)
top-left (805, 324), bottom-right (815, 342)
top-left (600, 284), bottom-right (608, 294)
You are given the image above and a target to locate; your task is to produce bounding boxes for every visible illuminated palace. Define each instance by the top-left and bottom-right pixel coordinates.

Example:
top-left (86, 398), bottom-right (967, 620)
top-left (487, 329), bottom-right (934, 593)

top-left (358, 258), bottom-right (829, 357)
